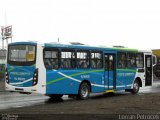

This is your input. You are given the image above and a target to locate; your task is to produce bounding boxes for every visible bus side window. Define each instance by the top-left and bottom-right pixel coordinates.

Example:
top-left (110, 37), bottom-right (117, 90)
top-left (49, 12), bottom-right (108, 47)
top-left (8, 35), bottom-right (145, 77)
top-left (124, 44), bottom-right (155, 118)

top-left (91, 52), bottom-right (102, 69)
top-left (91, 60), bottom-right (96, 68)
top-left (118, 52), bottom-right (126, 69)
top-left (50, 59), bottom-right (58, 69)
top-left (44, 50), bottom-right (59, 69)
top-left (127, 53), bottom-right (136, 68)
top-left (80, 61), bottom-right (88, 68)
top-left (91, 53), bottom-right (96, 68)
top-left (44, 59), bottom-right (52, 69)
top-left (77, 51), bottom-right (89, 69)
top-left (61, 50), bottom-right (75, 69)
top-left (136, 53), bottom-right (144, 68)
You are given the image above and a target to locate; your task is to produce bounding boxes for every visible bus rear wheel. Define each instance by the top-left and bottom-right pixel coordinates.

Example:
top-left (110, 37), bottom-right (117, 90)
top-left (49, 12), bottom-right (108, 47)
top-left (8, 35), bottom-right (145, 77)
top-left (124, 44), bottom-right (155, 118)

top-left (132, 80), bottom-right (140, 94)
top-left (77, 82), bottom-right (90, 100)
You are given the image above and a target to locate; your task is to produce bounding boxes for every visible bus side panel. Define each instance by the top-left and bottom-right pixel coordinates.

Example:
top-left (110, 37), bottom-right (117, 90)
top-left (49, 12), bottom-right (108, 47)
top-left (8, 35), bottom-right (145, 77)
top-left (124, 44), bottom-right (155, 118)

top-left (116, 69), bottom-right (126, 90)
top-left (125, 69), bottom-right (137, 89)
top-left (90, 70), bottom-right (105, 93)
top-left (46, 69), bottom-right (105, 94)
top-left (46, 70), bottom-right (80, 94)
top-left (116, 69), bottom-right (136, 90)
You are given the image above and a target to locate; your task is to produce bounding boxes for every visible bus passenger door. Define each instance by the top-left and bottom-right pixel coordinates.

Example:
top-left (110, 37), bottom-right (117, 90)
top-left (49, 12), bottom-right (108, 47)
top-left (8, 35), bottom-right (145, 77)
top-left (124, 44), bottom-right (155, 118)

top-left (145, 55), bottom-right (152, 86)
top-left (104, 54), bottom-right (116, 90)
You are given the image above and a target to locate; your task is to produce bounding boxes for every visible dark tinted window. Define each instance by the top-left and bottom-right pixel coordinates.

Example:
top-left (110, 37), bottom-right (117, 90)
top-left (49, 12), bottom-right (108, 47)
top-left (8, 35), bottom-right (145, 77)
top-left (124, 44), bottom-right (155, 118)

top-left (61, 51), bottom-right (76, 69)
top-left (44, 50), bottom-right (59, 69)
top-left (136, 53), bottom-right (144, 68)
top-left (127, 53), bottom-right (136, 68)
top-left (118, 52), bottom-right (126, 69)
top-left (77, 51), bottom-right (89, 68)
top-left (91, 52), bottom-right (102, 68)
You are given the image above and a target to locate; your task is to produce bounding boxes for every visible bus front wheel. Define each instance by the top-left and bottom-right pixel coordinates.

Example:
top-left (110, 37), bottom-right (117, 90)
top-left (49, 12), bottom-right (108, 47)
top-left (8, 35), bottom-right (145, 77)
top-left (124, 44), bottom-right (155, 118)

top-left (132, 80), bottom-right (140, 94)
top-left (77, 82), bottom-right (90, 100)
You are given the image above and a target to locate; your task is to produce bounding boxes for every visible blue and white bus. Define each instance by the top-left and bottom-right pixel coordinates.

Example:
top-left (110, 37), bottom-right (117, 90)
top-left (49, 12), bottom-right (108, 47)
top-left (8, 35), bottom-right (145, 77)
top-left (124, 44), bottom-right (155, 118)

top-left (5, 42), bottom-right (154, 99)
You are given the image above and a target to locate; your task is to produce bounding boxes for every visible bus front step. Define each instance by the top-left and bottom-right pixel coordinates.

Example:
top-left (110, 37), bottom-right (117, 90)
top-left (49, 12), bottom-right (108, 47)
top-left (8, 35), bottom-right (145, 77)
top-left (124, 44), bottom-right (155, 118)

top-left (105, 90), bottom-right (115, 93)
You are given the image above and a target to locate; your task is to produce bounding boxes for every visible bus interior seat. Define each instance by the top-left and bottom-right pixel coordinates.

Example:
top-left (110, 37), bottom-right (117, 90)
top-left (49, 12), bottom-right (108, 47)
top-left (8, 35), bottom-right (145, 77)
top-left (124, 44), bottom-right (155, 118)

top-left (81, 61), bottom-right (88, 68)
top-left (44, 59), bottom-right (52, 69)
top-left (91, 60), bottom-right (96, 68)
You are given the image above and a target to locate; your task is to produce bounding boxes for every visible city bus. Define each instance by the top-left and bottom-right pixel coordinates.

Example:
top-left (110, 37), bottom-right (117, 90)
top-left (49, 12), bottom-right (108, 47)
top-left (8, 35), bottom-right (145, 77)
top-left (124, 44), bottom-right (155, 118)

top-left (5, 42), bottom-right (154, 99)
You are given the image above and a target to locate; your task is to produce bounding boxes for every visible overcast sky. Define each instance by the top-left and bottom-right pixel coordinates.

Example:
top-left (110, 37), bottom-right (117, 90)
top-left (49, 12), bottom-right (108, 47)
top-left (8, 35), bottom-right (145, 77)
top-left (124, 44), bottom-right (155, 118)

top-left (0, 0), bottom-right (160, 49)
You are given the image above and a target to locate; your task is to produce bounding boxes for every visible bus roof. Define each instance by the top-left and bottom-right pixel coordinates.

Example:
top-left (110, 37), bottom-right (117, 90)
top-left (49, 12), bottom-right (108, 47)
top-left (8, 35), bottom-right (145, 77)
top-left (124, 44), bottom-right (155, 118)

top-left (44, 43), bottom-right (138, 52)
top-left (9, 41), bottom-right (37, 45)
top-left (9, 41), bottom-right (139, 52)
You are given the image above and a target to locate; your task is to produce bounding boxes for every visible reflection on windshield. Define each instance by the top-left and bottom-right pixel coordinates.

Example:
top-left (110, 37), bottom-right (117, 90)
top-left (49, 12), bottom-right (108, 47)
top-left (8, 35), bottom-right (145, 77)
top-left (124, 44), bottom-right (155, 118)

top-left (9, 45), bottom-right (35, 62)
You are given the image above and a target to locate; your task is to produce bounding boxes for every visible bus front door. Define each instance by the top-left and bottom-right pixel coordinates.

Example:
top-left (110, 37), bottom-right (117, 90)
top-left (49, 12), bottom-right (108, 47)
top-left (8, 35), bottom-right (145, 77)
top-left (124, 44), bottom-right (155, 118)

top-left (104, 54), bottom-right (116, 90)
top-left (145, 55), bottom-right (152, 86)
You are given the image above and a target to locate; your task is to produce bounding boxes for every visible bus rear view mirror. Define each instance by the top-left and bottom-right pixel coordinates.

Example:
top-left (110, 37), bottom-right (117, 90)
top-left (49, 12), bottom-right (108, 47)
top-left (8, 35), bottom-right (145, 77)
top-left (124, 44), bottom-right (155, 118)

top-left (152, 55), bottom-right (157, 66)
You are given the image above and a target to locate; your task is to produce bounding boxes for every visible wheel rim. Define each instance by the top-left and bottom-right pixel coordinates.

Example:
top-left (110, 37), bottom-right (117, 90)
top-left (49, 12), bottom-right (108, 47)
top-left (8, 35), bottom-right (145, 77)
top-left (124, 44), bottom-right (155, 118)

top-left (133, 82), bottom-right (139, 91)
top-left (81, 86), bottom-right (89, 98)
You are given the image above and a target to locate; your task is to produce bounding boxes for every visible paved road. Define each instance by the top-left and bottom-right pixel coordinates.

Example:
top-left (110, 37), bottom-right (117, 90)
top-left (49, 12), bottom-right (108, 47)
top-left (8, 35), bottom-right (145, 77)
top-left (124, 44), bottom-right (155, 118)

top-left (0, 80), bottom-right (160, 111)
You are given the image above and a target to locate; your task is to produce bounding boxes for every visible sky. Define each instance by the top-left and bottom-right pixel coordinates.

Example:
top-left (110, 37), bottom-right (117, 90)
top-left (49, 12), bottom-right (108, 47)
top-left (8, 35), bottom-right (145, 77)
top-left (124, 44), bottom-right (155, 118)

top-left (0, 0), bottom-right (160, 50)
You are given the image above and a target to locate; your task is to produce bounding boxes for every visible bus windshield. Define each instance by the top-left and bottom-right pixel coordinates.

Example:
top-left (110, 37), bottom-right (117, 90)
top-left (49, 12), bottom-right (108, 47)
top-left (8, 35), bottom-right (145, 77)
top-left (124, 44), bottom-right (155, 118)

top-left (8, 45), bottom-right (36, 66)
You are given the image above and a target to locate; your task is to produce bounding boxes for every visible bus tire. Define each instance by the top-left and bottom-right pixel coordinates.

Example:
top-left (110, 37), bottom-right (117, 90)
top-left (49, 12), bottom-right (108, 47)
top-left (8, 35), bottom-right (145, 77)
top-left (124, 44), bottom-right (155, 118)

top-left (131, 80), bottom-right (140, 94)
top-left (77, 82), bottom-right (90, 100)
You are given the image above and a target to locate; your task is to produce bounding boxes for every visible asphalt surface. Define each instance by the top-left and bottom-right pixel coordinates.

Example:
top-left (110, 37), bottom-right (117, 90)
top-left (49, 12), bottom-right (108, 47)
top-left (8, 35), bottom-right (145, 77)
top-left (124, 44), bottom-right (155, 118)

top-left (0, 80), bottom-right (160, 120)
top-left (0, 80), bottom-right (159, 110)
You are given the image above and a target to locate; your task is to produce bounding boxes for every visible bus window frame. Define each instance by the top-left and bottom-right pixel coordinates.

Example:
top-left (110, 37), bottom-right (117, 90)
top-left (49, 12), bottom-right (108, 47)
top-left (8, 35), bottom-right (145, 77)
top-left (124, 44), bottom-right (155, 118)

top-left (43, 48), bottom-right (60, 70)
top-left (136, 52), bottom-right (144, 68)
top-left (117, 52), bottom-right (127, 69)
top-left (76, 50), bottom-right (90, 69)
top-left (60, 49), bottom-right (76, 69)
top-left (43, 48), bottom-right (103, 70)
top-left (90, 51), bottom-right (103, 69)
top-left (127, 52), bottom-right (136, 69)
top-left (7, 44), bottom-right (37, 66)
